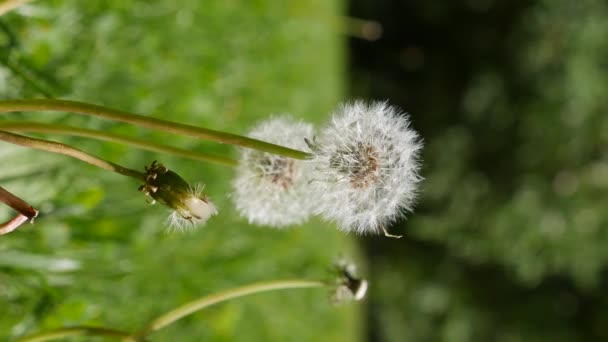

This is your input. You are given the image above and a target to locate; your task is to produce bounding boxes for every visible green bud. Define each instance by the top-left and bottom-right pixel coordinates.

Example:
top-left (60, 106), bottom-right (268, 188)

top-left (139, 161), bottom-right (217, 229)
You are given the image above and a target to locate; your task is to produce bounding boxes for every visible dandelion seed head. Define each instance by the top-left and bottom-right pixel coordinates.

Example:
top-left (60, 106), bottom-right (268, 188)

top-left (233, 117), bottom-right (315, 227)
top-left (309, 101), bottom-right (423, 234)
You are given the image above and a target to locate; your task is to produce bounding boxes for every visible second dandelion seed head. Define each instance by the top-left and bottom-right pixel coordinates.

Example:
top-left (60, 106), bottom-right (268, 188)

top-left (233, 117), bottom-right (315, 227)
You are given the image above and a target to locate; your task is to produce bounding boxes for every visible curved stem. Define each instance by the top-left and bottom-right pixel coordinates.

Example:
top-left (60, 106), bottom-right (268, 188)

top-left (0, 99), bottom-right (311, 159)
top-left (14, 326), bottom-right (130, 342)
top-left (0, 185), bottom-right (38, 235)
top-left (0, 130), bottom-right (144, 180)
top-left (0, 121), bottom-right (238, 167)
top-left (0, 213), bottom-right (29, 235)
top-left (132, 279), bottom-right (325, 341)
top-left (0, 185), bottom-right (38, 219)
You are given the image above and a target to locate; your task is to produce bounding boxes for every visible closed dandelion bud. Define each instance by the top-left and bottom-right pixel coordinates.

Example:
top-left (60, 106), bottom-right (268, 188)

top-left (139, 160), bottom-right (217, 231)
top-left (309, 101), bottom-right (423, 236)
top-left (332, 260), bottom-right (368, 303)
top-left (233, 117), bottom-right (315, 227)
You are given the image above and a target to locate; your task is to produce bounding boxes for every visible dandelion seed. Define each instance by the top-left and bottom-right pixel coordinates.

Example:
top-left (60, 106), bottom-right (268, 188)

top-left (140, 161), bottom-right (217, 231)
top-left (233, 117), bottom-right (315, 227)
top-left (309, 101), bottom-right (423, 235)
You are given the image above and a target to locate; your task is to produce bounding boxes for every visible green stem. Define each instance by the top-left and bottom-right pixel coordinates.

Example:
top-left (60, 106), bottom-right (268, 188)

top-left (0, 99), bottom-right (311, 159)
top-left (131, 279), bottom-right (325, 341)
top-left (0, 130), bottom-right (144, 180)
top-left (0, 121), bottom-right (238, 167)
top-left (14, 326), bottom-right (130, 342)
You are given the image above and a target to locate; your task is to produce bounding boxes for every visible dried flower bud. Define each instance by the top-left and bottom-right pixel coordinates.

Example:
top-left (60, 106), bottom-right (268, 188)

top-left (332, 260), bottom-right (368, 303)
top-left (139, 161), bottom-right (217, 230)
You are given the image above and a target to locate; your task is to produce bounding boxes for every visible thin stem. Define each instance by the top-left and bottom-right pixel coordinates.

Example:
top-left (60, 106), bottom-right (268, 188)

top-left (0, 185), bottom-right (38, 218)
top-left (0, 121), bottom-right (238, 167)
top-left (0, 185), bottom-right (38, 235)
top-left (132, 279), bottom-right (325, 340)
top-left (0, 99), bottom-right (312, 159)
top-left (0, 213), bottom-right (28, 235)
top-left (0, 130), bottom-right (144, 180)
top-left (14, 326), bottom-right (130, 342)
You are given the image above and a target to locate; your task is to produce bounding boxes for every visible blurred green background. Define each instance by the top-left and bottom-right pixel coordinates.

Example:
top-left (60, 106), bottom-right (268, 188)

top-left (3, 0), bottom-right (608, 341)
top-left (1, 0), bottom-right (361, 341)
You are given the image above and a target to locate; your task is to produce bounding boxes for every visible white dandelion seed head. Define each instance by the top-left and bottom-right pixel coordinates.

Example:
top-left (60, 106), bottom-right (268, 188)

top-left (309, 101), bottom-right (423, 235)
top-left (233, 117), bottom-right (315, 227)
top-left (167, 183), bottom-right (218, 232)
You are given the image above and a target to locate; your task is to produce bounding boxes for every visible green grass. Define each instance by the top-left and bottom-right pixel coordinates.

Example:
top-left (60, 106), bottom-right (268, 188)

top-left (0, 0), bottom-right (360, 340)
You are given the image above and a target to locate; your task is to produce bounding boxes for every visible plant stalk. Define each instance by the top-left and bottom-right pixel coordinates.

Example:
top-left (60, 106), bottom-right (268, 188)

top-left (0, 130), bottom-right (144, 180)
top-left (0, 121), bottom-right (238, 167)
top-left (0, 99), bottom-right (311, 159)
top-left (0, 213), bottom-right (29, 235)
top-left (132, 279), bottom-right (325, 340)
top-left (14, 326), bottom-right (131, 342)
top-left (0, 185), bottom-right (38, 218)
top-left (0, 185), bottom-right (38, 235)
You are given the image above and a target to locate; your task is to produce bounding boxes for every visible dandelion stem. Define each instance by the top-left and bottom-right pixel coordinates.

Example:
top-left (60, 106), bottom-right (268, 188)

top-left (0, 185), bottom-right (38, 219)
top-left (0, 213), bottom-right (29, 235)
top-left (0, 130), bottom-right (144, 180)
top-left (14, 326), bottom-right (131, 342)
top-left (131, 279), bottom-right (326, 340)
top-left (0, 186), bottom-right (39, 235)
top-left (0, 121), bottom-right (238, 167)
top-left (0, 99), bottom-right (311, 159)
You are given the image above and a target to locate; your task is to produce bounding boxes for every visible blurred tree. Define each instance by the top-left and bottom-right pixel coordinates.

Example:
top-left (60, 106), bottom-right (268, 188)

top-left (349, 0), bottom-right (608, 341)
